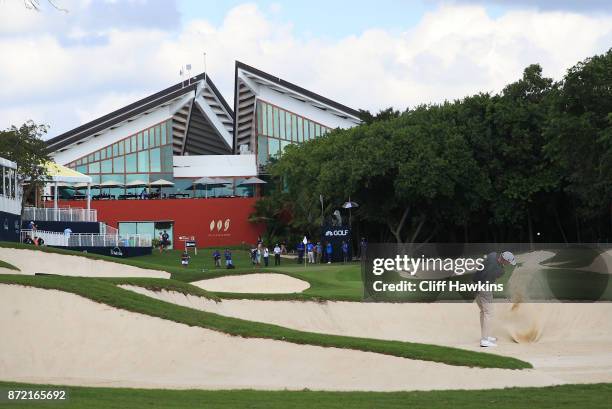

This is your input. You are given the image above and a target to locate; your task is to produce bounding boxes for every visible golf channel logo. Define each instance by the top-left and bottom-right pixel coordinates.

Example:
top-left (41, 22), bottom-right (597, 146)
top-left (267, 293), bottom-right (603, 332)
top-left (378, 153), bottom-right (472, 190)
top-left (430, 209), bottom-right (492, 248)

top-left (325, 228), bottom-right (349, 237)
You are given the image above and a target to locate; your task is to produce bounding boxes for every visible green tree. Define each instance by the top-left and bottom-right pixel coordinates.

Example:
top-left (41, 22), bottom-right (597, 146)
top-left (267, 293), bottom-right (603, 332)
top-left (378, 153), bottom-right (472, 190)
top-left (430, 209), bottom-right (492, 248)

top-left (544, 49), bottom-right (612, 241)
top-left (0, 121), bottom-right (50, 215)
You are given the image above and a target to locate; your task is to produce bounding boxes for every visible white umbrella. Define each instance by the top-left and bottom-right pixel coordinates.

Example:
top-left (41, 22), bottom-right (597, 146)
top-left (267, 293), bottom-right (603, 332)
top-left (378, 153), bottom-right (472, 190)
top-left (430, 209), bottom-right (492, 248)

top-left (125, 179), bottom-right (148, 187)
top-left (342, 199), bottom-right (359, 227)
top-left (150, 179), bottom-right (174, 198)
top-left (237, 176), bottom-right (267, 186)
top-left (98, 180), bottom-right (123, 197)
top-left (191, 177), bottom-right (231, 198)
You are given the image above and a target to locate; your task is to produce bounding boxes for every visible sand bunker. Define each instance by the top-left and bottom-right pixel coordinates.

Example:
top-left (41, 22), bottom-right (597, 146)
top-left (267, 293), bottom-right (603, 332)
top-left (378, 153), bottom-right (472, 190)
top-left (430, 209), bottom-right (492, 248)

top-left (0, 248), bottom-right (169, 279)
top-left (0, 284), bottom-right (560, 391)
top-left (122, 285), bottom-right (612, 385)
top-left (192, 273), bottom-right (309, 293)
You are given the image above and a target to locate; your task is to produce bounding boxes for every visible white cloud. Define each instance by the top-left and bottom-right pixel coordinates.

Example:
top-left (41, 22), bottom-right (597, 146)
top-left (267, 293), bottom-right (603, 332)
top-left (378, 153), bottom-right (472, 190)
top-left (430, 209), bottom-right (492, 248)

top-left (0, 2), bottom-right (611, 137)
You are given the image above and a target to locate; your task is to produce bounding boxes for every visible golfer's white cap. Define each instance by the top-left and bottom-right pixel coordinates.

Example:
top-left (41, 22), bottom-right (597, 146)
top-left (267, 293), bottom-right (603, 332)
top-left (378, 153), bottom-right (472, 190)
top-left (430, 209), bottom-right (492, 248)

top-left (501, 251), bottom-right (517, 266)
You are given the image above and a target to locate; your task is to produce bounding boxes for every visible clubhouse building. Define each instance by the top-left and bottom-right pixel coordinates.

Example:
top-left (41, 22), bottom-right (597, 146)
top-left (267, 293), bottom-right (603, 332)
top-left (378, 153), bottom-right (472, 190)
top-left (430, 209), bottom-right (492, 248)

top-left (43, 61), bottom-right (361, 248)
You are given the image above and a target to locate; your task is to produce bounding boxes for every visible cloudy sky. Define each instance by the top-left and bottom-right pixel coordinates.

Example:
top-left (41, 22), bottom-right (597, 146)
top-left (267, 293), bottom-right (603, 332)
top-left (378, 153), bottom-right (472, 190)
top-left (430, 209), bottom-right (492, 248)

top-left (1, 0), bottom-right (611, 138)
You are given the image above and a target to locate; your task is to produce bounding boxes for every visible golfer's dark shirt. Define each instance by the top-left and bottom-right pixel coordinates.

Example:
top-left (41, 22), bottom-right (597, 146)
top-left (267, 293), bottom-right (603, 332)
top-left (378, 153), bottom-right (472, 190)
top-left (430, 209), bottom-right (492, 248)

top-left (473, 252), bottom-right (504, 283)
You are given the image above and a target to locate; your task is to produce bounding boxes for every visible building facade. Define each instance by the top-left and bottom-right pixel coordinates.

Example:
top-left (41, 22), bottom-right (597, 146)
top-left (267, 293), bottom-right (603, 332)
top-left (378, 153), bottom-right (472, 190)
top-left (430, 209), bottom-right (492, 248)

top-left (45, 62), bottom-right (361, 247)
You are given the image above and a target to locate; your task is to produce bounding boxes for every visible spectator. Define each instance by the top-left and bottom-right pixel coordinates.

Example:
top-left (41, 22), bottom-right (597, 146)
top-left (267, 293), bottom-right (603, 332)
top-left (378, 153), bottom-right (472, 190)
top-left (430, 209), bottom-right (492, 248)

top-left (224, 248), bottom-right (234, 269)
top-left (157, 232), bottom-right (164, 254)
top-left (251, 247), bottom-right (258, 265)
top-left (273, 244), bottom-right (281, 266)
top-left (28, 220), bottom-right (37, 232)
top-left (161, 230), bottom-right (170, 252)
top-left (263, 247), bottom-right (270, 267)
top-left (296, 241), bottom-right (305, 264)
top-left (63, 227), bottom-right (72, 238)
top-left (316, 242), bottom-right (322, 263)
top-left (212, 249), bottom-right (221, 268)
top-left (306, 241), bottom-right (315, 263)
top-left (280, 242), bottom-right (287, 255)
top-left (342, 241), bottom-right (349, 263)
top-left (326, 241), bottom-right (333, 264)
top-left (180, 250), bottom-right (190, 267)
top-left (139, 187), bottom-right (147, 200)
top-left (360, 237), bottom-right (368, 259)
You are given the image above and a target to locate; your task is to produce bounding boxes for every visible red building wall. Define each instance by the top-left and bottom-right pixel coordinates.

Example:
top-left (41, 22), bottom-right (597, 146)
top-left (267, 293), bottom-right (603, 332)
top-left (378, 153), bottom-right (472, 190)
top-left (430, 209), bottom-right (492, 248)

top-left (53, 198), bottom-right (265, 248)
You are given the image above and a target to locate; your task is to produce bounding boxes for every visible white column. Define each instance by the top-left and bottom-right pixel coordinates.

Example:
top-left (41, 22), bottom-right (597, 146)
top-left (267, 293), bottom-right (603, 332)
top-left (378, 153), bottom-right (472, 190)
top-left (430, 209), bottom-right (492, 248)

top-left (86, 183), bottom-right (91, 212)
top-left (54, 181), bottom-right (59, 220)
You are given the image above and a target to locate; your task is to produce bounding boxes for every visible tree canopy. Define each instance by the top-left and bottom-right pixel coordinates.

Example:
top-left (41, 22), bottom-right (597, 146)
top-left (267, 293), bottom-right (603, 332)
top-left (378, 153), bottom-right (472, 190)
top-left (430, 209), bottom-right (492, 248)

top-left (253, 49), bottom-right (612, 246)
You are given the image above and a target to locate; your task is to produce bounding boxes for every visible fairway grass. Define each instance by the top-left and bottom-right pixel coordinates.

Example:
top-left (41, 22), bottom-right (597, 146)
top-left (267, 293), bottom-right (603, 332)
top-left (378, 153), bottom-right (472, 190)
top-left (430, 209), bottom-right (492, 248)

top-left (0, 381), bottom-right (610, 409)
top-left (0, 274), bottom-right (531, 369)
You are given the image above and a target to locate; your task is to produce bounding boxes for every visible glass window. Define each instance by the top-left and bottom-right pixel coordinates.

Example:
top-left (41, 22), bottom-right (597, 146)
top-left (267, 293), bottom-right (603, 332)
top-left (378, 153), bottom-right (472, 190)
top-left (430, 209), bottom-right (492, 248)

top-left (113, 143), bottom-right (119, 157)
top-left (257, 102), bottom-right (264, 134)
top-left (161, 123), bottom-right (167, 145)
top-left (101, 159), bottom-right (112, 173)
top-left (291, 114), bottom-right (297, 142)
top-left (161, 145), bottom-right (173, 172)
top-left (273, 107), bottom-right (280, 137)
top-left (268, 138), bottom-right (280, 159)
top-left (138, 132), bottom-right (143, 150)
top-left (257, 135), bottom-right (268, 166)
top-left (101, 148), bottom-right (107, 160)
top-left (118, 222), bottom-right (137, 236)
top-left (88, 153), bottom-right (94, 162)
top-left (150, 148), bottom-right (161, 172)
top-left (303, 120), bottom-right (310, 140)
top-left (315, 124), bottom-right (321, 138)
top-left (105, 146), bottom-right (111, 158)
top-left (166, 122), bottom-right (173, 145)
top-left (154, 126), bottom-right (160, 147)
top-left (125, 153), bottom-right (137, 173)
top-left (279, 109), bottom-right (286, 140)
top-left (143, 130), bottom-right (149, 149)
top-left (266, 104), bottom-right (273, 136)
top-left (94, 151), bottom-right (100, 161)
top-left (138, 150), bottom-right (149, 173)
top-left (77, 165), bottom-right (87, 174)
top-left (125, 138), bottom-right (131, 154)
top-left (118, 140), bottom-right (124, 155)
top-left (286, 112), bottom-right (292, 141)
top-left (309, 121), bottom-right (315, 140)
top-left (297, 117), bottom-right (303, 142)
top-left (113, 156), bottom-right (124, 173)
top-left (131, 135), bottom-right (137, 152)
top-left (88, 162), bottom-right (100, 174)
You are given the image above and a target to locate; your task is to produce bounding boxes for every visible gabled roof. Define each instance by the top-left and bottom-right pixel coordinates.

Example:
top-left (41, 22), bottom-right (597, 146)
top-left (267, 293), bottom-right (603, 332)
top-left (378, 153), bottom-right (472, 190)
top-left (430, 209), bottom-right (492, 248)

top-left (235, 61), bottom-right (361, 119)
top-left (46, 73), bottom-right (233, 153)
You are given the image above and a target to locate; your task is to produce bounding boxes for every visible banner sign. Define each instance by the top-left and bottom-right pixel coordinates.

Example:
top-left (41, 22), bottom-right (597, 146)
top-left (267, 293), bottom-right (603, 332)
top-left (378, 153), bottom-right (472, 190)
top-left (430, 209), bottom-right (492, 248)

top-left (320, 225), bottom-right (352, 263)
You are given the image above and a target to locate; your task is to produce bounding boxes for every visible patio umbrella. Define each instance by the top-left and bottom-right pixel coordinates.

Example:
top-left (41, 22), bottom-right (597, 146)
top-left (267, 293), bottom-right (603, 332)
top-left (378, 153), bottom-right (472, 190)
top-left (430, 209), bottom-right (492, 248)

top-left (191, 177), bottom-right (231, 198)
top-left (98, 180), bottom-right (124, 196)
top-left (342, 199), bottom-right (359, 227)
top-left (150, 179), bottom-right (174, 198)
top-left (125, 179), bottom-right (148, 196)
top-left (237, 176), bottom-right (266, 197)
top-left (237, 176), bottom-right (267, 186)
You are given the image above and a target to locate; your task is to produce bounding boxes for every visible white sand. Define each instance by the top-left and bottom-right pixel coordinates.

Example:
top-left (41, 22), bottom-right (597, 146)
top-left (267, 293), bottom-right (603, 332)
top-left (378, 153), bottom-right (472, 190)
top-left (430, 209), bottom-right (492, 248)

top-left (0, 248), bottom-right (169, 279)
top-left (192, 273), bottom-right (310, 293)
top-left (122, 285), bottom-right (612, 385)
top-left (0, 284), bottom-right (561, 391)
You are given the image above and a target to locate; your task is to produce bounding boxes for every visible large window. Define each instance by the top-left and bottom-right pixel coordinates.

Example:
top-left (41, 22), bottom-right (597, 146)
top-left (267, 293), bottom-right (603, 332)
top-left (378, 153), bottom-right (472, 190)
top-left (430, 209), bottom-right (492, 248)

top-left (66, 119), bottom-right (175, 194)
top-left (255, 100), bottom-right (331, 167)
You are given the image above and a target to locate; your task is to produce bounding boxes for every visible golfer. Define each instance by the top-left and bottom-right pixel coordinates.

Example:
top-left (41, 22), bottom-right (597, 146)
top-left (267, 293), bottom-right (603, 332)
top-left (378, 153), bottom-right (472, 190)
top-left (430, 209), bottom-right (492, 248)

top-left (473, 251), bottom-right (516, 347)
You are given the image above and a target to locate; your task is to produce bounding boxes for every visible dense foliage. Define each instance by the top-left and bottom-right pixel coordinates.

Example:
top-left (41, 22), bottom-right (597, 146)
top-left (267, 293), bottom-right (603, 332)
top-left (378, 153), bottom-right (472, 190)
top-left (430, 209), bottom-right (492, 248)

top-left (253, 49), bottom-right (612, 245)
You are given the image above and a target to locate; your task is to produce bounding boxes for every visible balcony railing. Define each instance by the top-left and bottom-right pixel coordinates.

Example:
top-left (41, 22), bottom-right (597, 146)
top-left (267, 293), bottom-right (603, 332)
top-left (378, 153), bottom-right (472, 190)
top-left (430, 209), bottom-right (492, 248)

top-left (23, 206), bottom-right (98, 222)
top-left (20, 229), bottom-right (151, 248)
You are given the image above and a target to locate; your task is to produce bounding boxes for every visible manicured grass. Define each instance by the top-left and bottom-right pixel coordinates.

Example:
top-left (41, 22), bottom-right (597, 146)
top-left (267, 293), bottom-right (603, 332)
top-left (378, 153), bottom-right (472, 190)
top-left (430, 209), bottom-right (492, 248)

top-left (1, 381), bottom-right (611, 409)
top-left (0, 259), bottom-right (19, 271)
top-left (0, 274), bottom-right (531, 369)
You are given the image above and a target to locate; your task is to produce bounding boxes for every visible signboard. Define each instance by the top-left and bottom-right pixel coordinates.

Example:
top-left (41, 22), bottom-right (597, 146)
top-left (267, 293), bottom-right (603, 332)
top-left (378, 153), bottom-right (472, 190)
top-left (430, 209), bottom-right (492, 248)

top-left (321, 225), bottom-right (352, 263)
top-left (185, 240), bottom-right (197, 248)
top-left (179, 236), bottom-right (197, 254)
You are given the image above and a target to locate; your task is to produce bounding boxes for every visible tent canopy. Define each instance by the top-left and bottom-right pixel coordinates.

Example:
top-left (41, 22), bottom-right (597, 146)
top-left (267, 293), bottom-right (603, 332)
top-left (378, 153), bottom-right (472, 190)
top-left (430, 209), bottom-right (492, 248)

top-left (44, 162), bottom-right (92, 184)
top-left (150, 179), bottom-right (174, 187)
